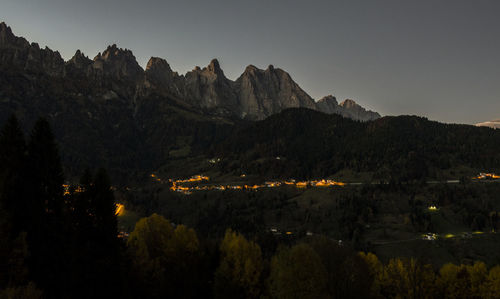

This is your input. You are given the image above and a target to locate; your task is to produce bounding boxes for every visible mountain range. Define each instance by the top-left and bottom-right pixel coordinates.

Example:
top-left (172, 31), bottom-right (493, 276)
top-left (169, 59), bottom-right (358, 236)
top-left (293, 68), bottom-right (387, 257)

top-left (0, 22), bottom-right (379, 122)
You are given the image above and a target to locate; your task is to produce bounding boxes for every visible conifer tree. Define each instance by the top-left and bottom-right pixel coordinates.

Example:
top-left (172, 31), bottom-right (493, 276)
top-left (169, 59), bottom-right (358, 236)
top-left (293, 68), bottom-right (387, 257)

top-left (0, 114), bottom-right (28, 236)
top-left (68, 168), bottom-right (122, 299)
top-left (28, 118), bottom-right (64, 222)
top-left (0, 115), bottom-right (31, 289)
top-left (26, 118), bottom-right (66, 298)
top-left (92, 168), bottom-right (118, 246)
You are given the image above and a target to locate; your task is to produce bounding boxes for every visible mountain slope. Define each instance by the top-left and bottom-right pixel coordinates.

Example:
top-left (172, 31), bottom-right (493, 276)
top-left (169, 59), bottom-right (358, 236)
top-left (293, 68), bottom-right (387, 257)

top-left (216, 108), bottom-right (500, 179)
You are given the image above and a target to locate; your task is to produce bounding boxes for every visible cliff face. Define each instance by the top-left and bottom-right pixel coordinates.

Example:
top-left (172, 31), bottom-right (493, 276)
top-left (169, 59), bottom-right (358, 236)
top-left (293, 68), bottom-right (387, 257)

top-left (235, 65), bottom-right (317, 120)
top-left (182, 59), bottom-right (239, 115)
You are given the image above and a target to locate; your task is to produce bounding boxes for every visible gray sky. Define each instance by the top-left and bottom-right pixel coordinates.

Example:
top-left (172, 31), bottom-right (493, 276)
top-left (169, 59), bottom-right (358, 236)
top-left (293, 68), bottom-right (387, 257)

top-left (1, 0), bottom-right (499, 124)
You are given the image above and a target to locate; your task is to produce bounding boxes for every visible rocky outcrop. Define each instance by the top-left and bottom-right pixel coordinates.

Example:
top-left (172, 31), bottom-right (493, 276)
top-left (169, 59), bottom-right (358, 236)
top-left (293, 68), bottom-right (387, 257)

top-left (182, 59), bottom-right (238, 113)
top-left (316, 96), bottom-right (380, 121)
top-left (235, 65), bottom-right (317, 120)
top-left (338, 99), bottom-right (380, 121)
top-left (0, 22), bottom-right (65, 76)
top-left (317, 95), bottom-right (342, 115)
top-left (91, 44), bottom-right (143, 82)
top-left (475, 120), bottom-right (500, 129)
top-left (66, 50), bottom-right (92, 70)
top-left (0, 22), bottom-right (29, 49)
top-left (143, 57), bottom-right (184, 98)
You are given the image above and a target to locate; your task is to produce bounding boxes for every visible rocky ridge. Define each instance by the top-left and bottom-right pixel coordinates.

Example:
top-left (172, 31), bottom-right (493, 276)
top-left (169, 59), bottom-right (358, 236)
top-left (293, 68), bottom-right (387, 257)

top-left (0, 22), bottom-right (379, 121)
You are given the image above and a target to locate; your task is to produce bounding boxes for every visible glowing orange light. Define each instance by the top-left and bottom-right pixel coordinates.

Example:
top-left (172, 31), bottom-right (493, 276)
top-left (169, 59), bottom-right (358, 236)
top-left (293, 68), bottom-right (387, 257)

top-left (115, 203), bottom-right (125, 216)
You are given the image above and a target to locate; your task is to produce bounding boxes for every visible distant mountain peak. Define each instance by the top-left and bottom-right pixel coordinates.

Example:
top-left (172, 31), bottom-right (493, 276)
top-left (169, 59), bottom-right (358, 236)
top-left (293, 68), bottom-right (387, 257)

top-left (100, 44), bottom-right (136, 61)
top-left (316, 97), bottom-right (380, 121)
top-left (70, 49), bottom-right (89, 61)
top-left (207, 58), bottom-right (222, 73)
top-left (244, 64), bottom-right (259, 73)
top-left (237, 63), bottom-right (317, 120)
top-left (316, 95), bottom-right (341, 115)
top-left (92, 44), bottom-right (143, 81)
top-left (340, 99), bottom-right (357, 108)
top-left (67, 49), bottom-right (92, 69)
top-left (476, 120), bottom-right (500, 129)
top-left (0, 21), bottom-right (29, 49)
top-left (322, 95), bottom-right (338, 105)
top-left (144, 57), bottom-right (178, 86)
top-left (322, 95), bottom-right (337, 101)
top-left (0, 22), bottom-right (12, 35)
top-left (146, 57), bottom-right (172, 72)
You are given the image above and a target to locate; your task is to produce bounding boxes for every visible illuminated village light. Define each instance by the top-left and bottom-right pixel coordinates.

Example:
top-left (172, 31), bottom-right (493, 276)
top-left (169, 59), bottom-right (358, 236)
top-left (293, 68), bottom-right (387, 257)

top-left (115, 203), bottom-right (125, 216)
top-left (474, 173), bottom-right (500, 180)
top-left (167, 175), bottom-right (346, 194)
top-left (428, 205), bottom-right (438, 211)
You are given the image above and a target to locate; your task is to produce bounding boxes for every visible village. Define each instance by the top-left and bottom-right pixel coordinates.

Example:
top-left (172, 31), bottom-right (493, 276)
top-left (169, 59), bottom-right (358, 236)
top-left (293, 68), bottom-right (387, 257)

top-left (159, 174), bottom-right (346, 195)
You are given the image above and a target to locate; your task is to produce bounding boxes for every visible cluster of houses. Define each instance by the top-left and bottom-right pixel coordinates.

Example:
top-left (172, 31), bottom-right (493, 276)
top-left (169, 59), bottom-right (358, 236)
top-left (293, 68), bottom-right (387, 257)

top-left (474, 173), bottom-right (500, 180)
top-left (165, 175), bottom-right (346, 195)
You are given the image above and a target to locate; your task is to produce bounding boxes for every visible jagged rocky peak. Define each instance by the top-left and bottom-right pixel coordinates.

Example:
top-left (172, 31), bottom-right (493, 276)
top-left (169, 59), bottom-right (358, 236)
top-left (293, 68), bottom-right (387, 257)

top-left (316, 96), bottom-right (380, 122)
top-left (207, 58), bottom-right (223, 75)
top-left (340, 99), bottom-right (358, 108)
top-left (338, 99), bottom-right (381, 121)
top-left (319, 95), bottom-right (338, 104)
top-left (100, 44), bottom-right (136, 60)
top-left (146, 57), bottom-right (172, 73)
top-left (316, 95), bottom-right (341, 114)
top-left (0, 22), bottom-right (14, 42)
top-left (143, 56), bottom-right (181, 92)
top-left (0, 22), bottom-right (29, 49)
top-left (33, 46), bottom-right (65, 76)
top-left (187, 59), bottom-right (230, 81)
top-left (243, 64), bottom-right (259, 74)
top-left (67, 49), bottom-right (92, 67)
top-left (190, 58), bottom-right (227, 80)
top-left (92, 44), bottom-right (143, 81)
top-left (0, 22), bottom-right (64, 75)
top-left (237, 63), bottom-right (317, 120)
top-left (182, 58), bottom-right (237, 110)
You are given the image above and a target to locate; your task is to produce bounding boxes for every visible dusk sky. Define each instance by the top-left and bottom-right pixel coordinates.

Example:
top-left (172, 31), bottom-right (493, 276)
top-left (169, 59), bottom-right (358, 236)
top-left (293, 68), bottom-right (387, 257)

top-left (1, 0), bottom-right (499, 124)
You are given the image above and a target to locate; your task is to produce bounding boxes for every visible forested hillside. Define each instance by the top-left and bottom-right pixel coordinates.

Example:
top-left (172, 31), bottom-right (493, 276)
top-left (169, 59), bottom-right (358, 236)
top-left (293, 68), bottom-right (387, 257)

top-left (216, 108), bottom-right (500, 180)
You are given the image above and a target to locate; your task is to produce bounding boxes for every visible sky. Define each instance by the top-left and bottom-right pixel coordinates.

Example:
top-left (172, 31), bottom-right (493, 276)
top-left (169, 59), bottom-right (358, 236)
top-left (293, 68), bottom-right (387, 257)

top-left (1, 0), bottom-right (499, 124)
